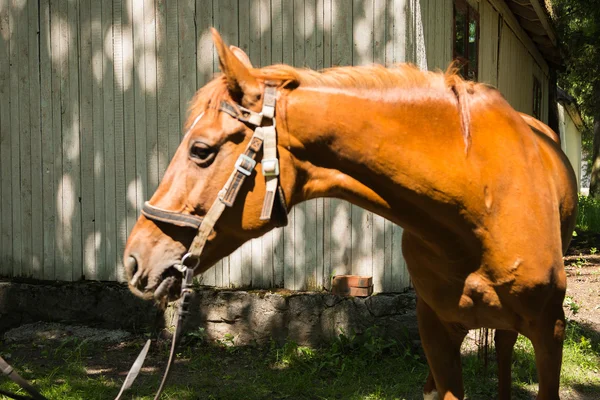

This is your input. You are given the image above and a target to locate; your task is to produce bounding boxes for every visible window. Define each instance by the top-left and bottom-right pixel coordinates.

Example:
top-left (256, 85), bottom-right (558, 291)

top-left (453, 0), bottom-right (479, 81)
top-left (533, 77), bottom-right (542, 119)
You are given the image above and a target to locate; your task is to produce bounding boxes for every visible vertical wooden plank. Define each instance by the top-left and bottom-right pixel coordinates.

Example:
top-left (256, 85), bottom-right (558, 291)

top-left (196, 0), bottom-right (213, 87)
top-left (407, 0), bottom-right (415, 63)
top-left (373, 0), bottom-right (385, 65)
top-left (113, 0), bottom-right (126, 281)
top-left (122, 0), bottom-right (136, 242)
top-left (156, 0), bottom-right (169, 180)
top-left (260, 0), bottom-right (274, 288)
top-left (166, 0), bottom-right (180, 160)
top-left (382, 219), bottom-right (393, 291)
top-left (248, 0), bottom-right (260, 65)
top-left (392, 0), bottom-right (406, 64)
top-left (145, 0), bottom-right (159, 196)
top-left (305, 0), bottom-right (319, 290)
top-left (18, 0), bottom-right (32, 277)
top-left (68, 0), bottom-right (82, 280)
top-left (134, 0), bottom-right (147, 222)
top-left (421, 0), bottom-right (430, 69)
top-left (351, 0), bottom-right (373, 280)
top-left (415, 0), bottom-right (426, 69)
top-left (372, 0), bottom-right (386, 291)
top-left (91, 0), bottom-right (105, 278)
top-left (50, 0), bottom-right (63, 279)
top-left (28, 0), bottom-right (42, 278)
top-left (103, 0), bottom-right (117, 281)
top-left (178, 0), bottom-right (195, 130)
top-left (9, 0), bottom-right (21, 277)
top-left (373, 0), bottom-right (387, 292)
top-left (248, 0), bottom-right (262, 287)
top-left (291, 0), bottom-right (306, 290)
top-left (0, 0), bottom-right (11, 277)
top-left (58, 0), bottom-right (73, 280)
top-left (434, 0), bottom-right (443, 69)
top-left (321, 0), bottom-right (332, 290)
top-left (352, 0), bottom-right (373, 64)
top-left (271, 0), bottom-right (285, 288)
top-left (315, 0), bottom-right (325, 289)
top-left (391, 224), bottom-right (408, 290)
top-left (213, 0), bottom-right (237, 288)
top-left (282, 0), bottom-right (295, 290)
top-left (80, 0), bottom-right (96, 280)
top-left (329, 0), bottom-right (352, 279)
top-left (218, 0), bottom-right (247, 288)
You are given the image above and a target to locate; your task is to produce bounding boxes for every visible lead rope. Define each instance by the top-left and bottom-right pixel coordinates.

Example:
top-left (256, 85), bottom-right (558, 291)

top-left (117, 85), bottom-right (280, 400)
top-left (0, 355), bottom-right (48, 400)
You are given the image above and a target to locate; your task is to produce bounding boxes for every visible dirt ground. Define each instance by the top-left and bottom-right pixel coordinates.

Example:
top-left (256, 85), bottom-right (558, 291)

top-left (564, 231), bottom-right (600, 332)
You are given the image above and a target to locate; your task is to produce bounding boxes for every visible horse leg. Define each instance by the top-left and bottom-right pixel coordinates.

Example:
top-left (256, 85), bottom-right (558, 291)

top-left (418, 298), bottom-right (468, 400)
top-left (423, 371), bottom-right (438, 399)
top-left (527, 299), bottom-right (566, 400)
top-left (495, 329), bottom-right (518, 400)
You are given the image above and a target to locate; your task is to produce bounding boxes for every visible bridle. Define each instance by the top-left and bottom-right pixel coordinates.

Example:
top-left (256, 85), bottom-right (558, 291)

top-left (121, 82), bottom-right (289, 399)
top-left (0, 84), bottom-right (288, 400)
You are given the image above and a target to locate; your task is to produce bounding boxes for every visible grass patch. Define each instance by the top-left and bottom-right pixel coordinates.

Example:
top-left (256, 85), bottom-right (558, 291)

top-left (576, 194), bottom-right (600, 233)
top-left (1, 323), bottom-right (599, 399)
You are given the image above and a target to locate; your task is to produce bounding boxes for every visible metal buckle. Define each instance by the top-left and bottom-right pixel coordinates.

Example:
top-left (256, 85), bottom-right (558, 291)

top-left (174, 253), bottom-right (200, 273)
top-left (261, 158), bottom-right (279, 177)
top-left (235, 154), bottom-right (257, 176)
top-left (238, 105), bottom-right (263, 126)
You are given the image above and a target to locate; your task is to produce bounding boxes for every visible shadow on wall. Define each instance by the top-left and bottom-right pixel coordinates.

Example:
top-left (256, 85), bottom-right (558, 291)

top-left (0, 0), bottom-right (431, 293)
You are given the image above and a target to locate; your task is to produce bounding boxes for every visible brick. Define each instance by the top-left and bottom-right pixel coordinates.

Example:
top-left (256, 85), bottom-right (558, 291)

top-left (332, 275), bottom-right (373, 288)
top-left (331, 285), bottom-right (374, 297)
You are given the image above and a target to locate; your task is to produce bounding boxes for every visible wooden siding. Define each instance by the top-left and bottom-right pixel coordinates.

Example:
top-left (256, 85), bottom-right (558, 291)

top-left (0, 0), bottom-right (551, 292)
top-left (480, 0), bottom-right (550, 122)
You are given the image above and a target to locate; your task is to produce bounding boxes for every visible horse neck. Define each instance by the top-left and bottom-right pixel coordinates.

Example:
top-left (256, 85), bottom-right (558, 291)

top-left (282, 86), bottom-right (477, 246)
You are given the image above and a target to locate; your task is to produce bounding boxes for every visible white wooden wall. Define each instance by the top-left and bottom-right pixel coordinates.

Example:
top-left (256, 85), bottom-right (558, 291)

top-left (0, 0), bottom-right (550, 292)
top-left (479, 0), bottom-right (550, 122)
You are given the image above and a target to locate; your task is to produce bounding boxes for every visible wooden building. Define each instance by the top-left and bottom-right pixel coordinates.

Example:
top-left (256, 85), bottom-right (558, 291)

top-left (0, 0), bottom-right (561, 292)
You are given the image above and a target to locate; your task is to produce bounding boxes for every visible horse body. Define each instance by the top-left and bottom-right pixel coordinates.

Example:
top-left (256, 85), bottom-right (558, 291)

top-left (123, 30), bottom-right (577, 399)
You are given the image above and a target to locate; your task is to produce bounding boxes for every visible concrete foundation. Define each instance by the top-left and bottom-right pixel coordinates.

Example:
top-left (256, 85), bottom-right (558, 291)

top-left (0, 280), bottom-right (418, 346)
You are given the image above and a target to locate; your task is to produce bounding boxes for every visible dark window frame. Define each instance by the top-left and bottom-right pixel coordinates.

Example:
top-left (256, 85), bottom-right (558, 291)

top-left (533, 76), bottom-right (542, 119)
top-left (453, 0), bottom-right (480, 81)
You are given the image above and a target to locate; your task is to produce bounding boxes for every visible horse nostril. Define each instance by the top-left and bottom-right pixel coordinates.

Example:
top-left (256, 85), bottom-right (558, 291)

top-left (124, 255), bottom-right (138, 280)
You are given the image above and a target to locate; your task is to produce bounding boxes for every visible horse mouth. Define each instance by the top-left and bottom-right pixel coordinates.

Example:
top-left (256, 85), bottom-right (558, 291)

top-left (151, 266), bottom-right (184, 302)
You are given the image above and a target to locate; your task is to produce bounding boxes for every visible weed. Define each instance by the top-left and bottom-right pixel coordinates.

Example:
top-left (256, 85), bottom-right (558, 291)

top-left (577, 194), bottom-right (600, 233)
top-left (564, 296), bottom-right (580, 314)
top-left (184, 327), bottom-right (207, 345)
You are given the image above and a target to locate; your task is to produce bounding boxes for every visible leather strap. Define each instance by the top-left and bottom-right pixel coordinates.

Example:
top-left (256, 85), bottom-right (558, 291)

top-left (141, 202), bottom-right (204, 229)
top-left (114, 339), bottom-right (151, 400)
top-left (0, 356), bottom-right (47, 400)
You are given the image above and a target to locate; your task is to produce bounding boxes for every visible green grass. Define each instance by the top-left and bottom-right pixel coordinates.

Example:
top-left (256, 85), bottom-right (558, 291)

top-left (576, 194), bottom-right (600, 232)
top-left (1, 322), bottom-right (599, 399)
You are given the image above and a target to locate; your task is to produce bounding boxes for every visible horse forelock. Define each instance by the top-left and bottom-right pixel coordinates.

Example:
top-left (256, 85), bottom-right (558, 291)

top-left (185, 75), bottom-right (231, 130)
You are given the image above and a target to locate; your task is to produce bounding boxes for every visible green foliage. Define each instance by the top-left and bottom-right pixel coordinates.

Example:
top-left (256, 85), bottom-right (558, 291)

top-left (553, 0), bottom-right (600, 175)
top-left (576, 193), bottom-right (600, 232)
top-left (564, 295), bottom-right (580, 314)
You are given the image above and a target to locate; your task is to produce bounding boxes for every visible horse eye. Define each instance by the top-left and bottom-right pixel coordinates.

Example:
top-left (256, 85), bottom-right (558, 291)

top-left (189, 141), bottom-right (216, 166)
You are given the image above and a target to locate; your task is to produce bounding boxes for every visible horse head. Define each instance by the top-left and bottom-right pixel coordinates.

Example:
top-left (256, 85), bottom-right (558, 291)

top-left (123, 29), bottom-right (297, 301)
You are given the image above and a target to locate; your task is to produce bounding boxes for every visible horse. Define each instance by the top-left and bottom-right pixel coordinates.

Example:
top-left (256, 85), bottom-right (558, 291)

top-left (123, 28), bottom-right (578, 399)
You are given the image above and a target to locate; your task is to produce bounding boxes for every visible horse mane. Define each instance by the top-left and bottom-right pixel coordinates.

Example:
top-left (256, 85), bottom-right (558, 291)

top-left (186, 62), bottom-right (475, 151)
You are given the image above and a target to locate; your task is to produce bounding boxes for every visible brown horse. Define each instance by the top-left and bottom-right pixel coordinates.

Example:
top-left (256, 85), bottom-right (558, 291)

top-left (123, 29), bottom-right (577, 399)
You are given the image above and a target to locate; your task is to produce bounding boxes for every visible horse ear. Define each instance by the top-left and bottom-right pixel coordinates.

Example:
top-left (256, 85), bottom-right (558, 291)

top-left (229, 46), bottom-right (253, 69)
top-left (211, 28), bottom-right (260, 103)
